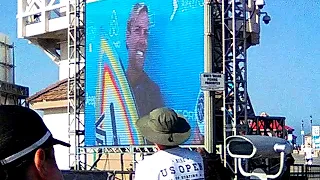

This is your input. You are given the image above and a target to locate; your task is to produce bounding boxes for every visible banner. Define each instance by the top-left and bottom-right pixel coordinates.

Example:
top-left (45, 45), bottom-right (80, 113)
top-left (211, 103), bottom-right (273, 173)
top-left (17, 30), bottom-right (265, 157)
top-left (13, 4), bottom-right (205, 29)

top-left (312, 126), bottom-right (320, 149)
top-left (85, 0), bottom-right (205, 146)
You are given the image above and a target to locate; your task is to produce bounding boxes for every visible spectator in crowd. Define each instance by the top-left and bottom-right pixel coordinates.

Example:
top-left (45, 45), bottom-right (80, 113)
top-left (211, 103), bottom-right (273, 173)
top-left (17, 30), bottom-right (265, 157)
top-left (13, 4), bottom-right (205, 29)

top-left (134, 107), bottom-right (204, 179)
top-left (304, 143), bottom-right (313, 165)
top-left (0, 105), bottom-right (70, 180)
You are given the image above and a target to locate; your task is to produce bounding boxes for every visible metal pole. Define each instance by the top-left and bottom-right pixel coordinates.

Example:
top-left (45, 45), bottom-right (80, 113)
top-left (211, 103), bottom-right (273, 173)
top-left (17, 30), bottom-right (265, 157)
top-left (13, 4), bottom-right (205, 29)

top-left (310, 115), bottom-right (313, 148)
top-left (231, 1), bottom-right (238, 178)
top-left (204, 0), bottom-right (215, 153)
top-left (301, 120), bottom-right (304, 146)
top-left (12, 43), bottom-right (15, 84)
top-left (222, 0), bottom-right (226, 167)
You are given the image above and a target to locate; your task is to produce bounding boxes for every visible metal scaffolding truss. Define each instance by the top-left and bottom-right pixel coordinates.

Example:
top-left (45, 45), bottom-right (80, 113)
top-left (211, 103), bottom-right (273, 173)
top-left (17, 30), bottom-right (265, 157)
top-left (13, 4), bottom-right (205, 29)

top-left (211, 0), bottom-right (255, 141)
top-left (67, 0), bottom-right (86, 170)
top-left (81, 145), bottom-right (205, 154)
top-left (0, 81), bottom-right (29, 106)
top-left (80, 145), bottom-right (205, 171)
top-left (211, 0), bottom-right (254, 168)
top-left (222, 0), bottom-right (248, 145)
top-left (0, 39), bottom-right (29, 106)
top-left (221, 0), bottom-right (248, 173)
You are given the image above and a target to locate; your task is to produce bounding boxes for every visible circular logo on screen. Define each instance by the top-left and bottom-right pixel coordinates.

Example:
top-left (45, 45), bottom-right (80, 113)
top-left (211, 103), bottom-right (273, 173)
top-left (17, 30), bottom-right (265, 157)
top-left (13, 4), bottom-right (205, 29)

top-left (195, 91), bottom-right (204, 135)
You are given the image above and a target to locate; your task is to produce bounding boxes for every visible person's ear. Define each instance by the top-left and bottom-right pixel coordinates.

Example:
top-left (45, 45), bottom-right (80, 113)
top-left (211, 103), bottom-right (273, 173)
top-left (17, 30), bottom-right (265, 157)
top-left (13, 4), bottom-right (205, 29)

top-left (34, 148), bottom-right (48, 178)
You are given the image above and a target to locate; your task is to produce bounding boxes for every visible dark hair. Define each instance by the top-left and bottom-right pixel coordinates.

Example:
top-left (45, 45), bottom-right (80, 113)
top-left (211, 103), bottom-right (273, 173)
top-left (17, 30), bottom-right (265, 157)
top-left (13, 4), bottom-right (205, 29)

top-left (126, 3), bottom-right (149, 33)
top-left (0, 145), bottom-right (54, 180)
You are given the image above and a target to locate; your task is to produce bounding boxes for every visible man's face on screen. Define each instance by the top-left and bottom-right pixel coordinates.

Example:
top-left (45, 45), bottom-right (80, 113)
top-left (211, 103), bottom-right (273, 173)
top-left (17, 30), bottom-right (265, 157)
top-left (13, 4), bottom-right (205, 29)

top-left (127, 11), bottom-right (149, 71)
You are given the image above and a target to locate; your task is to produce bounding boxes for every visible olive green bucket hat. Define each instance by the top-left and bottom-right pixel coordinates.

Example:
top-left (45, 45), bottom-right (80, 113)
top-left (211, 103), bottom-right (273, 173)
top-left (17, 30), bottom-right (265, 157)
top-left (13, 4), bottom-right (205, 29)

top-left (136, 107), bottom-right (191, 146)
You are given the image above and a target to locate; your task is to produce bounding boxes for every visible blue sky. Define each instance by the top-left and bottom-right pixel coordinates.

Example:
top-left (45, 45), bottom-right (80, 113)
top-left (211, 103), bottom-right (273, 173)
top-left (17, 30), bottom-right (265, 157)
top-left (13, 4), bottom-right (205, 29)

top-left (0, 1), bottom-right (319, 144)
top-left (248, 1), bottom-right (320, 143)
top-left (0, 1), bottom-right (58, 93)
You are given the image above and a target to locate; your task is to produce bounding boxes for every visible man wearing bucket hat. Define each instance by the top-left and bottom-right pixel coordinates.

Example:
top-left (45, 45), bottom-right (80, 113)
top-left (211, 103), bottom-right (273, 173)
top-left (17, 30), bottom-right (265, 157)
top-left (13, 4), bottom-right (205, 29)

top-left (134, 107), bottom-right (204, 180)
top-left (0, 105), bottom-right (70, 180)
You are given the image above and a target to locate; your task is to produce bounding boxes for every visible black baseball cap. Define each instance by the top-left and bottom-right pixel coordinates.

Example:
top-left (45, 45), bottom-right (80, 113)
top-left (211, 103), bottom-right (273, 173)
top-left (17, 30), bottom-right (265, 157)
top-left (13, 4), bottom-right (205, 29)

top-left (0, 105), bottom-right (70, 166)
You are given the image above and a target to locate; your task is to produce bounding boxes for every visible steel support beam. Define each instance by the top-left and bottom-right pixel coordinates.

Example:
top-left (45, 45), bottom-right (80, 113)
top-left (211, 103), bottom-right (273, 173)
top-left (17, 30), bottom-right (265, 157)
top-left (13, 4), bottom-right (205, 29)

top-left (222, 0), bottom-right (247, 178)
top-left (67, 0), bottom-right (86, 170)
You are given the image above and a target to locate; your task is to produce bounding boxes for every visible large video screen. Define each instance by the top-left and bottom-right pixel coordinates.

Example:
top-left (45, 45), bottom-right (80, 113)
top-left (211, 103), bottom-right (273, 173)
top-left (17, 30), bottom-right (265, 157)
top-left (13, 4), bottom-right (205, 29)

top-left (85, 0), bottom-right (205, 146)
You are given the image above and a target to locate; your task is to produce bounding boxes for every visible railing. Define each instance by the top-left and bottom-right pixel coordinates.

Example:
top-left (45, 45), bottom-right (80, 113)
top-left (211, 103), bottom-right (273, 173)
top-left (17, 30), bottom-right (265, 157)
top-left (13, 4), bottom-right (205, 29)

top-left (17, 0), bottom-right (68, 37)
top-left (290, 164), bottom-right (320, 179)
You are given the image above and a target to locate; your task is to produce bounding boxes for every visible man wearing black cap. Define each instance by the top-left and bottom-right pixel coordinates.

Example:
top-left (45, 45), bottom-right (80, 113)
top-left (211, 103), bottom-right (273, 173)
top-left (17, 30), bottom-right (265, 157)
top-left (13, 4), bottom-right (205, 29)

top-left (0, 105), bottom-right (70, 180)
top-left (135, 107), bottom-right (204, 180)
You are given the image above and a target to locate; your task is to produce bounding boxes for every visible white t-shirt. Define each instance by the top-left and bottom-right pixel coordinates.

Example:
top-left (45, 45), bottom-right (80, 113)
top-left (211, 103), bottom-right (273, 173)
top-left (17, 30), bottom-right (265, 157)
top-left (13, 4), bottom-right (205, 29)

top-left (304, 147), bottom-right (313, 159)
top-left (135, 147), bottom-right (205, 180)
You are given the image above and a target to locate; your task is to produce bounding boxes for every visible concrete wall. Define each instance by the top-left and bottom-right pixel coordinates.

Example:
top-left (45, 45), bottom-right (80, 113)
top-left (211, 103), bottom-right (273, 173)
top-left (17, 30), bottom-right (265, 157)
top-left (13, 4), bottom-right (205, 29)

top-left (42, 108), bottom-right (70, 170)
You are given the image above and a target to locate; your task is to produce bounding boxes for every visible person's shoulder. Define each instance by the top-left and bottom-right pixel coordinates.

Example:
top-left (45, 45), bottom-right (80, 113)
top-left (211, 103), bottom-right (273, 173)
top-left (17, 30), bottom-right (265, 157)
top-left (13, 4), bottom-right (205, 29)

top-left (177, 147), bottom-right (201, 154)
top-left (171, 147), bottom-right (204, 160)
top-left (188, 149), bottom-right (204, 159)
top-left (140, 152), bottom-right (162, 162)
top-left (136, 155), bottom-right (153, 169)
